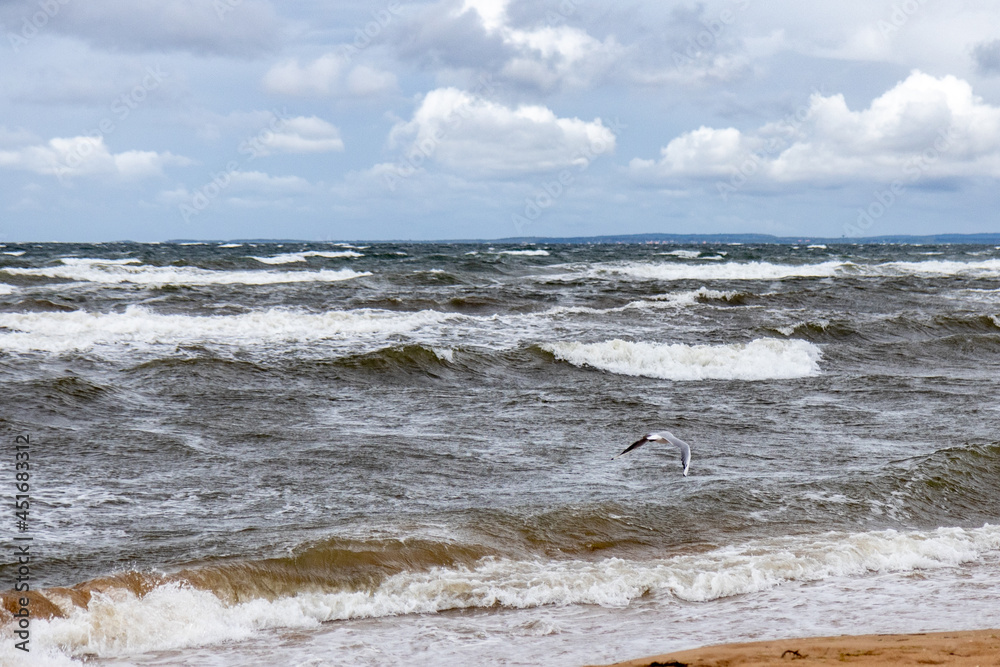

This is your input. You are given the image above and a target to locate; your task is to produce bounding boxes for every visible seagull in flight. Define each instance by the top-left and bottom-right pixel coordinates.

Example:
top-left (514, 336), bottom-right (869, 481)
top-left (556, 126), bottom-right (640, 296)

top-left (614, 431), bottom-right (691, 476)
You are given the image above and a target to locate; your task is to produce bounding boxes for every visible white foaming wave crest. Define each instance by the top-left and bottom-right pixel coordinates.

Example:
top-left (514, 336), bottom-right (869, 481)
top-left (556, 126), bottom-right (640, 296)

top-left (543, 338), bottom-right (821, 381)
top-left (0, 643), bottom-right (77, 667)
top-left (575, 259), bottom-right (1000, 283)
top-left (497, 249), bottom-right (550, 256)
top-left (602, 260), bottom-right (846, 281)
top-left (658, 249), bottom-right (701, 258)
top-left (432, 347), bottom-right (455, 362)
top-left (541, 288), bottom-right (745, 317)
top-left (60, 257), bottom-right (141, 266)
top-left (0, 307), bottom-right (461, 354)
top-left (651, 286), bottom-right (743, 305)
top-left (249, 251), bottom-right (363, 264)
top-left (2, 259), bottom-right (369, 285)
top-left (0, 283), bottom-right (14, 295)
top-left (880, 259), bottom-right (1000, 276)
top-left (25, 525), bottom-right (1000, 661)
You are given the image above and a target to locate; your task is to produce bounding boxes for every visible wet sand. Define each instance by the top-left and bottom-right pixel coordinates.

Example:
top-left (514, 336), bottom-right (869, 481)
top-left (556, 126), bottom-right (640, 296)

top-left (588, 629), bottom-right (1000, 666)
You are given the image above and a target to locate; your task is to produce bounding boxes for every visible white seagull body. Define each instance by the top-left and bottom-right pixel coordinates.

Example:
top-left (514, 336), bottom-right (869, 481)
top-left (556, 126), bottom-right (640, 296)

top-left (613, 431), bottom-right (691, 476)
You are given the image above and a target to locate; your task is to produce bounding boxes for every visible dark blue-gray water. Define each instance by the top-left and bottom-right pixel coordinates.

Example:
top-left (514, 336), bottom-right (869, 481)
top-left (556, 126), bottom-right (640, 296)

top-left (1, 242), bottom-right (999, 665)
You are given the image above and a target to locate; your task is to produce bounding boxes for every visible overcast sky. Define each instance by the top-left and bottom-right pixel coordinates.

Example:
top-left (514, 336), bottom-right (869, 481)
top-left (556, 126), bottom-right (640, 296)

top-left (2, 0), bottom-right (1000, 241)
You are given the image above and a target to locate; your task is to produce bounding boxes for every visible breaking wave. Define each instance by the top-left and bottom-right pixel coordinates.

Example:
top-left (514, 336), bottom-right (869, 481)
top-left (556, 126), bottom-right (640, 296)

top-left (542, 338), bottom-right (822, 381)
top-left (496, 249), bottom-right (550, 256)
top-left (330, 344), bottom-right (459, 373)
top-left (592, 260), bottom-right (846, 281)
top-left (248, 251), bottom-right (363, 264)
top-left (7, 525), bottom-right (998, 661)
top-left (1, 258), bottom-right (369, 286)
top-left (565, 259), bottom-right (1000, 283)
top-left (0, 307), bottom-right (461, 355)
top-left (881, 259), bottom-right (1000, 276)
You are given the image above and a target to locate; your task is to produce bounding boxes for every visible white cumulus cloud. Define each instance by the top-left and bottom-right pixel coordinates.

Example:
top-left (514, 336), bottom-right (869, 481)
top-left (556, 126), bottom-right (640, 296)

top-left (499, 23), bottom-right (622, 90)
top-left (0, 136), bottom-right (192, 180)
top-left (262, 54), bottom-right (397, 97)
top-left (630, 71), bottom-right (1000, 187)
top-left (385, 87), bottom-right (616, 176)
top-left (226, 170), bottom-right (313, 193)
top-left (631, 126), bottom-right (749, 178)
top-left (257, 116), bottom-right (345, 155)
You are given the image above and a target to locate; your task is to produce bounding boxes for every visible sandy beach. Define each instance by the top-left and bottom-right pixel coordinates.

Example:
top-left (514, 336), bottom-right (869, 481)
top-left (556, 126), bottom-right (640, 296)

top-left (589, 630), bottom-right (1000, 666)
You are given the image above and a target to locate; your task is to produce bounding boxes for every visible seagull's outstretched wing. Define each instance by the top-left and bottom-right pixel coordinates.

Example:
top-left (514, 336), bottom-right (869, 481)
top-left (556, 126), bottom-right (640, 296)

top-left (613, 435), bottom-right (653, 460)
top-left (666, 433), bottom-right (692, 476)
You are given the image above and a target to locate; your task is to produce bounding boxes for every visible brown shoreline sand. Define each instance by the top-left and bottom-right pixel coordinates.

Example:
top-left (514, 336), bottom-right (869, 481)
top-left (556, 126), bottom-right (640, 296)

top-left (587, 629), bottom-right (1000, 666)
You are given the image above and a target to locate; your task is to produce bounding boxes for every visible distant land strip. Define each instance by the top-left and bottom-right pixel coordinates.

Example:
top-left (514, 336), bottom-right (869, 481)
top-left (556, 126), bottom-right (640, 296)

top-left (159, 232), bottom-right (1000, 245)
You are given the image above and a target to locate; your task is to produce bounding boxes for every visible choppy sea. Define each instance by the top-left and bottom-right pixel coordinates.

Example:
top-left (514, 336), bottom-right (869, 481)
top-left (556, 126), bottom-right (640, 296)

top-left (1, 241), bottom-right (999, 666)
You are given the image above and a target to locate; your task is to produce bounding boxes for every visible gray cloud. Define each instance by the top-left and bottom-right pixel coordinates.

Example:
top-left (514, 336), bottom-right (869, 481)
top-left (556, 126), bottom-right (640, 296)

top-left (972, 38), bottom-right (1000, 76)
top-left (617, 3), bottom-right (753, 85)
top-left (384, 0), bottom-right (753, 95)
top-left (388, 0), bottom-right (626, 95)
top-left (392, 0), bottom-right (513, 71)
top-left (2, 0), bottom-right (284, 57)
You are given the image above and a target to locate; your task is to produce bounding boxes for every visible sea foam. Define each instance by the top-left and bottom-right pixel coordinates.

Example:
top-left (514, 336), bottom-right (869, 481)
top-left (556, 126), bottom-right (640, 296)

top-left (2, 258), bottom-right (369, 286)
top-left (880, 259), bottom-right (1000, 276)
top-left (594, 260), bottom-right (846, 281)
top-left (0, 307), bottom-right (461, 354)
top-left (248, 251), bottom-right (363, 264)
top-left (497, 249), bottom-right (550, 256)
top-left (543, 338), bottom-right (821, 381)
top-left (538, 288), bottom-right (747, 318)
top-left (580, 259), bottom-right (1000, 282)
top-left (19, 525), bottom-right (1000, 661)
